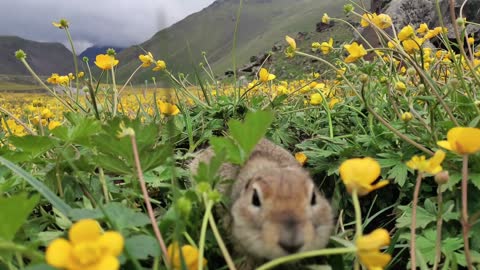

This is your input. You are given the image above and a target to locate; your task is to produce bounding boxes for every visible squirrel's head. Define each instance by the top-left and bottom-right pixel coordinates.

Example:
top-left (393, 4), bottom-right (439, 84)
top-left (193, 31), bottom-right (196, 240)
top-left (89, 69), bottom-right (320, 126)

top-left (231, 167), bottom-right (333, 259)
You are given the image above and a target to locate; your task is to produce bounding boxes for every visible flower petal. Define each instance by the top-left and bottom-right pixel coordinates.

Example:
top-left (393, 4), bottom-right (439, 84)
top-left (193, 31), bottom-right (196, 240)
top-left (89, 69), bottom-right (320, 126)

top-left (46, 238), bottom-right (72, 268)
top-left (99, 231), bottom-right (124, 256)
top-left (94, 255), bottom-right (120, 270)
top-left (436, 140), bottom-right (452, 151)
top-left (69, 219), bottom-right (102, 245)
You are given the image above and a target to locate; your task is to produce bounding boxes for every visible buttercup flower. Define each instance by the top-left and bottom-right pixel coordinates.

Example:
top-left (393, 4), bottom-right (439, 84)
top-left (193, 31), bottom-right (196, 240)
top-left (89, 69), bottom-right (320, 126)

top-left (356, 229), bottom-right (391, 270)
top-left (139, 52), bottom-right (154, 67)
top-left (285, 35), bottom-right (296, 58)
top-left (372, 14), bottom-right (392, 29)
top-left (322, 13), bottom-right (330, 24)
top-left (295, 152), bottom-right (307, 165)
top-left (401, 112), bottom-right (413, 122)
top-left (94, 54), bottom-right (119, 70)
top-left (417, 23), bottom-right (429, 35)
top-left (320, 38), bottom-right (334, 55)
top-left (406, 150), bottom-right (445, 175)
top-left (48, 120), bottom-right (62, 130)
top-left (158, 100), bottom-right (180, 116)
top-left (45, 219), bottom-right (124, 270)
top-left (395, 81), bottom-right (406, 92)
top-left (344, 42), bottom-right (367, 63)
top-left (52, 19), bottom-right (69, 29)
top-left (310, 93), bottom-right (323, 105)
top-left (339, 157), bottom-right (388, 196)
top-left (360, 13), bottom-right (376, 28)
top-left (153, 60), bottom-right (167, 71)
top-left (437, 127), bottom-right (480, 154)
top-left (167, 242), bottom-right (207, 270)
top-left (77, 71), bottom-right (85, 78)
top-left (398, 25), bottom-right (415, 41)
top-left (259, 68), bottom-right (276, 82)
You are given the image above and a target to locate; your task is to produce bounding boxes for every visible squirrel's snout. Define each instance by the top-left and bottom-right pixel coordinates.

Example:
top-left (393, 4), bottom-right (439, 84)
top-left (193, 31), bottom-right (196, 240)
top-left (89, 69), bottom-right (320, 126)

top-left (278, 218), bottom-right (305, 254)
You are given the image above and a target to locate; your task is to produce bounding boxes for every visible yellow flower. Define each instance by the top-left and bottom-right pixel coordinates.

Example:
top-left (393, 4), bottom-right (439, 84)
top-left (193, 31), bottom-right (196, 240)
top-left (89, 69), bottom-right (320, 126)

top-left (356, 229), bottom-right (392, 270)
top-left (139, 52), bottom-right (154, 67)
top-left (360, 13), bottom-right (376, 28)
top-left (153, 60), bottom-right (166, 71)
top-left (158, 100), bottom-right (180, 116)
top-left (329, 97), bottom-right (341, 109)
top-left (402, 37), bottom-right (424, 54)
top-left (311, 42), bottom-right (321, 52)
top-left (285, 35), bottom-right (296, 58)
top-left (45, 219), bottom-right (124, 270)
top-left (398, 25), bottom-right (415, 41)
top-left (339, 157), bottom-right (388, 196)
top-left (52, 19), bottom-right (69, 29)
top-left (372, 14), bottom-right (392, 29)
top-left (48, 120), bottom-right (62, 130)
top-left (395, 81), bottom-right (406, 92)
top-left (167, 242), bottom-right (207, 270)
top-left (437, 127), bottom-right (480, 155)
top-left (322, 13), bottom-right (330, 24)
top-left (41, 108), bottom-right (54, 119)
top-left (57, 76), bottom-right (70, 85)
top-left (295, 152), bottom-right (307, 165)
top-left (47, 73), bottom-right (60, 84)
top-left (424, 27), bottom-right (447, 39)
top-left (344, 42), bottom-right (367, 63)
top-left (1, 118), bottom-right (27, 137)
top-left (94, 54), bottom-right (119, 70)
top-left (401, 112), bottom-right (413, 122)
top-left (417, 23), bottom-right (429, 35)
top-left (285, 35), bottom-right (296, 50)
top-left (310, 93), bottom-right (323, 105)
top-left (468, 36), bottom-right (474, 45)
top-left (406, 150), bottom-right (445, 175)
top-left (68, 73), bottom-right (75, 80)
top-left (77, 71), bottom-right (85, 78)
top-left (259, 68), bottom-right (276, 82)
top-left (320, 38), bottom-right (334, 55)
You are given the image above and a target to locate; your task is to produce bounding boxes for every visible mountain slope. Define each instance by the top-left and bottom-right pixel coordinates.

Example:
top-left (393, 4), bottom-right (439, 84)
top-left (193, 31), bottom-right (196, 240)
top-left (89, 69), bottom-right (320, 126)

top-left (0, 36), bottom-right (75, 76)
top-left (79, 46), bottom-right (124, 62)
top-left (116, 0), bottom-right (347, 83)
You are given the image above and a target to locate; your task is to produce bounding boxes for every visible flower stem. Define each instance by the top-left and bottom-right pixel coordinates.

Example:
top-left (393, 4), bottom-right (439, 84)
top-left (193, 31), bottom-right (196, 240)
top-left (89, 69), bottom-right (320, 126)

top-left (207, 202), bottom-right (237, 270)
top-left (129, 134), bottom-right (169, 265)
top-left (411, 172), bottom-right (423, 270)
top-left (432, 185), bottom-right (444, 270)
top-left (352, 189), bottom-right (362, 270)
top-left (198, 198), bottom-right (213, 270)
top-left (461, 154), bottom-right (473, 270)
top-left (0, 241), bottom-right (44, 262)
top-left (256, 247), bottom-right (357, 270)
top-left (98, 167), bottom-right (109, 203)
top-left (111, 68), bottom-right (118, 117)
top-left (64, 27), bottom-right (80, 98)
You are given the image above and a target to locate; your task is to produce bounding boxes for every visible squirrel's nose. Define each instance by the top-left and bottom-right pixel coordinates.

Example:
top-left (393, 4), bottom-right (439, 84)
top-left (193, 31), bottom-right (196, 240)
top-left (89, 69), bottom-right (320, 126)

top-left (278, 240), bottom-right (303, 254)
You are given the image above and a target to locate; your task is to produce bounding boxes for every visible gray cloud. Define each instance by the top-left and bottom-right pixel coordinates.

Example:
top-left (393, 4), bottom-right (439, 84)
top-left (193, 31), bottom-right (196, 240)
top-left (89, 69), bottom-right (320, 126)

top-left (0, 0), bottom-right (215, 53)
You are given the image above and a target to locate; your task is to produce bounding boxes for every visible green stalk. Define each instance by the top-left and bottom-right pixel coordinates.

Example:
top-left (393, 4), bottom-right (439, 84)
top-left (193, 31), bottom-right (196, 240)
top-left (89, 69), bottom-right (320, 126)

top-left (352, 189), bottom-right (362, 270)
top-left (410, 172), bottom-right (423, 270)
top-left (111, 67), bottom-right (118, 117)
top-left (0, 241), bottom-right (44, 262)
top-left (198, 198), bottom-right (213, 270)
top-left (64, 27), bottom-right (80, 99)
top-left (461, 154), bottom-right (473, 270)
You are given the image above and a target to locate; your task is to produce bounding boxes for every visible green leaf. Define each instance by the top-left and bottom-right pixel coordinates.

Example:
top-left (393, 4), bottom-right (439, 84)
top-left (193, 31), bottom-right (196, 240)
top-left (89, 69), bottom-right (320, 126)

top-left (125, 234), bottom-right (161, 259)
top-left (24, 264), bottom-right (56, 270)
top-left (103, 203), bottom-right (150, 231)
top-left (0, 156), bottom-right (72, 218)
top-left (210, 136), bottom-right (242, 165)
top-left (8, 135), bottom-right (57, 156)
top-left (228, 110), bottom-right (273, 163)
top-left (387, 163), bottom-right (409, 187)
top-left (69, 208), bottom-right (104, 221)
top-left (396, 205), bottom-right (436, 229)
top-left (0, 193), bottom-right (39, 241)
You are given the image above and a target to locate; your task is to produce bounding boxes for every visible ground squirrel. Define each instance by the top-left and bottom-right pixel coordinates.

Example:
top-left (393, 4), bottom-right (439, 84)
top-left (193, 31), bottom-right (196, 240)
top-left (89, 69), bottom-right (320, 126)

top-left (189, 138), bottom-right (333, 269)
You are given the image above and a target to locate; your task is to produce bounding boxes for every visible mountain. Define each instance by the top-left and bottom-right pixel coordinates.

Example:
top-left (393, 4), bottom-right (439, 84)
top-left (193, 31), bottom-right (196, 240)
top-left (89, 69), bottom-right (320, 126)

top-left (116, 0), bottom-right (348, 83)
top-left (79, 46), bottom-right (124, 62)
top-left (0, 36), bottom-right (75, 76)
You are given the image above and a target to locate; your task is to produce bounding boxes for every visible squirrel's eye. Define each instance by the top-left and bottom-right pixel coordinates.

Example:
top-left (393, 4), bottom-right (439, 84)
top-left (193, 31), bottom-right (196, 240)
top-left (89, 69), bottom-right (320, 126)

top-left (310, 192), bottom-right (317, 206)
top-left (252, 189), bottom-right (261, 207)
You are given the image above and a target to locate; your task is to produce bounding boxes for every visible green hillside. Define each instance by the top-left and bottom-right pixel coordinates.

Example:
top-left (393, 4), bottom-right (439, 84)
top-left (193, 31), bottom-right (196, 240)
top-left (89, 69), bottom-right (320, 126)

top-left (0, 36), bottom-right (75, 76)
top-left (116, 0), bottom-right (351, 83)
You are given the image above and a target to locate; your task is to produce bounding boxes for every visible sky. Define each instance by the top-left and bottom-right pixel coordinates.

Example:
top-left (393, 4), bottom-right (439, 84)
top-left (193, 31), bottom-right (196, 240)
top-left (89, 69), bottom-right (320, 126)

top-left (0, 0), bottom-right (216, 53)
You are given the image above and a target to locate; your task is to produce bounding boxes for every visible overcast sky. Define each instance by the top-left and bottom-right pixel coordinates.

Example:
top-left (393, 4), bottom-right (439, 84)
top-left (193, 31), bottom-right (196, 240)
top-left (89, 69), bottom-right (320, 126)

top-left (0, 0), bottom-right (216, 53)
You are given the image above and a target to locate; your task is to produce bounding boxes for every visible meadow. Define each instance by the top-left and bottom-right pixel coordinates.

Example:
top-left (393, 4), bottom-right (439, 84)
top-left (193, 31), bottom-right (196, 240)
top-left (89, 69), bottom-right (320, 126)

top-left (1, 2), bottom-right (480, 270)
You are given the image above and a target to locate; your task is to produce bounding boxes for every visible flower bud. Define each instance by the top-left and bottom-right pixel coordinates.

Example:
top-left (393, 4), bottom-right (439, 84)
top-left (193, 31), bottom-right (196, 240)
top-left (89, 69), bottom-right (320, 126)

top-left (106, 48), bottom-right (116, 56)
top-left (359, 74), bottom-right (369, 83)
top-left (407, 67), bottom-right (416, 76)
top-left (343, 4), bottom-right (354, 14)
top-left (456, 17), bottom-right (466, 29)
top-left (176, 197), bottom-right (192, 217)
top-left (15, 49), bottom-right (26, 60)
top-left (448, 78), bottom-right (459, 88)
top-left (434, 170), bottom-right (449, 185)
top-left (196, 182), bottom-right (211, 194)
top-left (401, 112), bottom-right (413, 122)
top-left (83, 56), bottom-right (89, 63)
top-left (418, 84), bottom-right (425, 92)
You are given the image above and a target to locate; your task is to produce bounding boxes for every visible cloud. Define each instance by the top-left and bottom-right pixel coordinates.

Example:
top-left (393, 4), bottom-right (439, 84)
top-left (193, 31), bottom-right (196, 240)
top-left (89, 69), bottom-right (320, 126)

top-left (0, 0), bottom-right (215, 52)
